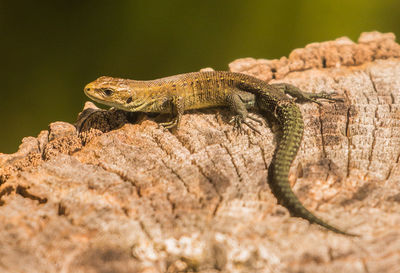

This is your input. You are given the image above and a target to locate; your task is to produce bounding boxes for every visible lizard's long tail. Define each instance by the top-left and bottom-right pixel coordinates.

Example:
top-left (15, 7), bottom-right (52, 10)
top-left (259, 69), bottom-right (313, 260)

top-left (269, 102), bottom-right (357, 236)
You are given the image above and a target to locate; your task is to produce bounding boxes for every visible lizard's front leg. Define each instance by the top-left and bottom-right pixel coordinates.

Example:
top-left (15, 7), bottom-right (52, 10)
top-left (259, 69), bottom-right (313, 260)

top-left (159, 96), bottom-right (184, 129)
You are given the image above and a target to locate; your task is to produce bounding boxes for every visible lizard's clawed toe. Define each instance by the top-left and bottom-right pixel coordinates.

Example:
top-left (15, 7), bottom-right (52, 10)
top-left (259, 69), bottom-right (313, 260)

top-left (230, 115), bottom-right (261, 135)
top-left (159, 119), bottom-right (178, 129)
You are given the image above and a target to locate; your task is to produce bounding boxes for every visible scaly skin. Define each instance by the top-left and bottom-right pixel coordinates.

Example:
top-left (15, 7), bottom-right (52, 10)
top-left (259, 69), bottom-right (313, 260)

top-left (258, 96), bottom-right (355, 236)
top-left (84, 71), bottom-right (356, 236)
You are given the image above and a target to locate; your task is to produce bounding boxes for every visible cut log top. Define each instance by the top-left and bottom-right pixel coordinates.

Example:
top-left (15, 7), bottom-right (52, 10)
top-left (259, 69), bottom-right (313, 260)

top-left (1, 31), bottom-right (400, 273)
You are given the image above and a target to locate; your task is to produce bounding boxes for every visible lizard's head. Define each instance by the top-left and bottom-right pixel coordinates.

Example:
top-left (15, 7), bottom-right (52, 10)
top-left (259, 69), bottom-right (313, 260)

top-left (84, 76), bottom-right (138, 111)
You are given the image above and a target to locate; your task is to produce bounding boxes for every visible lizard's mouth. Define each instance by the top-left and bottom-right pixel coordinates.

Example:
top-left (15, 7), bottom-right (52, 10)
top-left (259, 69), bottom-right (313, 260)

top-left (83, 86), bottom-right (110, 106)
top-left (83, 84), bottom-right (98, 99)
top-left (83, 84), bottom-right (109, 102)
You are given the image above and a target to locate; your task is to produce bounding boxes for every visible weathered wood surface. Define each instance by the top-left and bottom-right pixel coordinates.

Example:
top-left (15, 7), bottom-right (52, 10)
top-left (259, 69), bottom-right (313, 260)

top-left (1, 31), bottom-right (400, 273)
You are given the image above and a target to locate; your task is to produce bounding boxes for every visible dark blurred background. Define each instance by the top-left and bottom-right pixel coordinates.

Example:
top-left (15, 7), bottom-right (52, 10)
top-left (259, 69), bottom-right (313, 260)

top-left (1, 0), bottom-right (400, 153)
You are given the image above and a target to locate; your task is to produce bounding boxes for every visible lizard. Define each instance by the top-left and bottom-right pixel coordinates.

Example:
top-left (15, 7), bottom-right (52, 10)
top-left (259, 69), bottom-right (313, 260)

top-left (84, 71), bottom-right (357, 236)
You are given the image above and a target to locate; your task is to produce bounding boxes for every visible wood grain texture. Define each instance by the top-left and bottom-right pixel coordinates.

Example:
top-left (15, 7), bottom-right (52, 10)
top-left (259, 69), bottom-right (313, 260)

top-left (1, 31), bottom-right (400, 273)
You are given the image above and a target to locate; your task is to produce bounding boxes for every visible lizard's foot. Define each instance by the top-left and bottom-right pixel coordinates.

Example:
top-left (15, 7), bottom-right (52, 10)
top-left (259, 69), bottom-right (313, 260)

top-left (299, 91), bottom-right (344, 105)
top-left (229, 115), bottom-right (261, 134)
top-left (247, 115), bottom-right (264, 125)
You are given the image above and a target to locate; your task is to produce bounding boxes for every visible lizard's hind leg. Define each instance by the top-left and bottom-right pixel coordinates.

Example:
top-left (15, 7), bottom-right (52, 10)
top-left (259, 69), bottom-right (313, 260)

top-left (271, 83), bottom-right (344, 105)
top-left (226, 90), bottom-right (261, 134)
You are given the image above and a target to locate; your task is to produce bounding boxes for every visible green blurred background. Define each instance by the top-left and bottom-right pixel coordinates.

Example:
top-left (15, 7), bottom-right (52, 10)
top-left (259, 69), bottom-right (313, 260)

top-left (1, 0), bottom-right (400, 153)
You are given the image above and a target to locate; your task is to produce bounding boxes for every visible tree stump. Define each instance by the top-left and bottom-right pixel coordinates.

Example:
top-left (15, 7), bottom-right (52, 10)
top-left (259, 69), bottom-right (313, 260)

top-left (1, 31), bottom-right (400, 273)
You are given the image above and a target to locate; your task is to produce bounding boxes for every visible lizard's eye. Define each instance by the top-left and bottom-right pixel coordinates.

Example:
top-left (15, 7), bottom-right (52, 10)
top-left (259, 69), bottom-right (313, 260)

top-left (102, 89), bottom-right (114, 96)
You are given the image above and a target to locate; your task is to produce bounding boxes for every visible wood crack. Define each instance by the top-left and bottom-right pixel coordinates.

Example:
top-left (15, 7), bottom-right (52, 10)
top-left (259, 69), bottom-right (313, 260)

top-left (222, 144), bottom-right (242, 182)
top-left (366, 72), bottom-right (379, 177)
top-left (344, 89), bottom-right (353, 178)
top-left (317, 106), bottom-right (327, 157)
top-left (97, 161), bottom-right (142, 198)
top-left (161, 159), bottom-right (191, 194)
